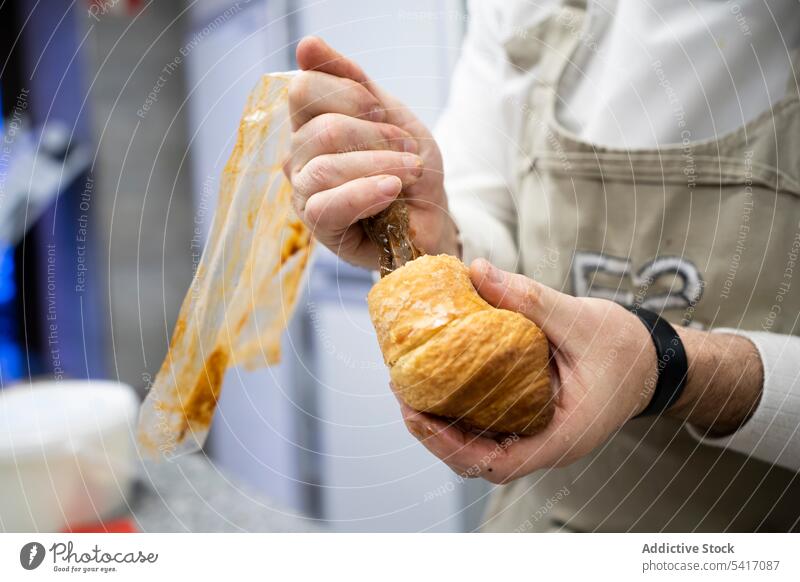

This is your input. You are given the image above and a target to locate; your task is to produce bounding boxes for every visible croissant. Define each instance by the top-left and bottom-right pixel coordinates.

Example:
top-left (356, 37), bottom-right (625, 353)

top-left (368, 254), bottom-right (553, 435)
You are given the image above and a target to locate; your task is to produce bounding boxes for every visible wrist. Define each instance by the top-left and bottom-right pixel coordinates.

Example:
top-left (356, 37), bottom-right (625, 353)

top-left (628, 309), bottom-right (681, 419)
top-left (666, 327), bottom-right (763, 435)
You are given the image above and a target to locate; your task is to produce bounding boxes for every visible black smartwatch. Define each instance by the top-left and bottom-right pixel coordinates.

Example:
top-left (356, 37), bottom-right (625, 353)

top-left (630, 307), bottom-right (689, 418)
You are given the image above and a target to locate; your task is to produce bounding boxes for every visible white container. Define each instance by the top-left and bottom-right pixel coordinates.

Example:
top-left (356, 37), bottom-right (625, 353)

top-left (0, 381), bottom-right (139, 532)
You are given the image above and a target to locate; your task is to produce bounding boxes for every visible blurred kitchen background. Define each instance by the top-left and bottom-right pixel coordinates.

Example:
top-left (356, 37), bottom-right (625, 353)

top-left (0, 0), bottom-right (492, 532)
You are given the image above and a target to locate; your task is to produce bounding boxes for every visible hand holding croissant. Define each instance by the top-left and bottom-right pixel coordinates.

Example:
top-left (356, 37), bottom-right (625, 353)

top-left (369, 254), bottom-right (553, 435)
top-left (392, 258), bottom-right (662, 485)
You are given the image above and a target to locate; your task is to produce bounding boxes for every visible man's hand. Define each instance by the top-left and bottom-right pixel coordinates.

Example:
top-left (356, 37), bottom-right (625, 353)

top-left (285, 37), bottom-right (460, 269)
top-left (398, 259), bottom-right (763, 484)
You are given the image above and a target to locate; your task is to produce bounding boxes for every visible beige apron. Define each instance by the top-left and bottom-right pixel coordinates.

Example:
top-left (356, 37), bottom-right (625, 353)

top-left (482, 2), bottom-right (800, 532)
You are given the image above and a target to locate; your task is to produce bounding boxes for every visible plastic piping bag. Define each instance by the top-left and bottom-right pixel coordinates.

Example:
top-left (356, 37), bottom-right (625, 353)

top-left (137, 72), bottom-right (313, 459)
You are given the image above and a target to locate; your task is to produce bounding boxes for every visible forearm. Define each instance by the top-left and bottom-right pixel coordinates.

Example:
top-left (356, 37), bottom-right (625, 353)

top-left (667, 326), bottom-right (763, 436)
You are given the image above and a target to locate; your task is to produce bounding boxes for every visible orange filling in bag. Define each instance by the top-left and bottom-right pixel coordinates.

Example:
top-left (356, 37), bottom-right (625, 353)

top-left (137, 73), bottom-right (313, 459)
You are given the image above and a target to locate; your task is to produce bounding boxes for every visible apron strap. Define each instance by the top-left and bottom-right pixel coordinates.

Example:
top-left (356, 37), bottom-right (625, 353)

top-left (503, 2), bottom-right (587, 87)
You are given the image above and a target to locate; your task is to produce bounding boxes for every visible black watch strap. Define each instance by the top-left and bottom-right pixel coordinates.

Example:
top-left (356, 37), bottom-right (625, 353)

top-left (631, 307), bottom-right (689, 418)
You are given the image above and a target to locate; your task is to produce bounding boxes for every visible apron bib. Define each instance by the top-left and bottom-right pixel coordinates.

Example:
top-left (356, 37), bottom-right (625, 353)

top-left (482, 2), bottom-right (800, 532)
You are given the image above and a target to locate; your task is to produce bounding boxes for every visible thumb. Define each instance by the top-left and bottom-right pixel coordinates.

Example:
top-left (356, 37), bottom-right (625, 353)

top-left (296, 36), bottom-right (370, 84)
top-left (469, 258), bottom-right (582, 346)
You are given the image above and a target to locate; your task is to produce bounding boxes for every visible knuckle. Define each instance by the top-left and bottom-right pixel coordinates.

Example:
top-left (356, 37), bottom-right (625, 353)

top-left (518, 285), bottom-right (540, 315)
top-left (351, 82), bottom-right (380, 115)
top-left (303, 196), bottom-right (321, 225)
top-left (302, 158), bottom-right (333, 191)
top-left (291, 192), bottom-right (306, 218)
top-left (289, 131), bottom-right (302, 156)
top-left (317, 114), bottom-right (346, 151)
top-left (404, 420), bottom-right (425, 441)
top-left (384, 127), bottom-right (412, 152)
top-left (288, 73), bottom-right (311, 107)
top-left (378, 123), bottom-right (401, 143)
top-left (288, 129), bottom-right (314, 177)
top-left (290, 161), bottom-right (308, 190)
top-left (388, 123), bottom-right (411, 143)
top-left (341, 188), bottom-right (359, 215)
top-left (408, 159), bottom-right (424, 179)
top-left (363, 149), bottom-right (380, 167)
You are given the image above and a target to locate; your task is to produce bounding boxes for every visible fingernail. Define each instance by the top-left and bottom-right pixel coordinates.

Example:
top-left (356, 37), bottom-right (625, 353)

top-left (376, 175), bottom-right (400, 197)
top-left (484, 261), bottom-right (504, 283)
top-left (402, 153), bottom-right (422, 168)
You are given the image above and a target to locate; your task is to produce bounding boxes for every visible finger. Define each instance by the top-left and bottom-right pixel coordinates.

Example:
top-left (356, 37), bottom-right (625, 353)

top-left (392, 384), bottom-right (568, 482)
top-left (293, 150), bottom-right (422, 204)
top-left (296, 36), bottom-right (369, 84)
top-left (469, 259), bottom-right (582, 347)
top-left (395, 399), bottom-right (516, 482)
top-left (289, 70), bottom-right (384, 130)
top-left (295, 36), bottom-right (415, 128)
top-left (500, 412), bottom-right (582, 478)
top-left (301, 174), bottom-right (402, 236)
top-left (289, 113), bottom-right (417, 174)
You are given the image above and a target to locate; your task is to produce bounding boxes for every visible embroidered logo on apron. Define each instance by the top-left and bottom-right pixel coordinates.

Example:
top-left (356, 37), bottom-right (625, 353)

top-left (572, 252), bottom-right (704, 323)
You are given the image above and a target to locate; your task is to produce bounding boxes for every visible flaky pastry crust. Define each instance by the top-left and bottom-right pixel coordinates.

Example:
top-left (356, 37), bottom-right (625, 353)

top-left (368, 254), bottom-right (553, 435)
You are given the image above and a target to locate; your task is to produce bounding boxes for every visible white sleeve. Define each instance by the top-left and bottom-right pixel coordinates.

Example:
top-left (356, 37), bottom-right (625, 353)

top-left (687, 329), bottom-right (800, 472)
top-left (434, 0), bottom-right (519, 272)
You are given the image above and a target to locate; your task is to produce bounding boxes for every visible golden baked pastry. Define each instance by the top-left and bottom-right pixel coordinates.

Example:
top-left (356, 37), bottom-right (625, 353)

top-left (368, 254), bottom-right (553, 435)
